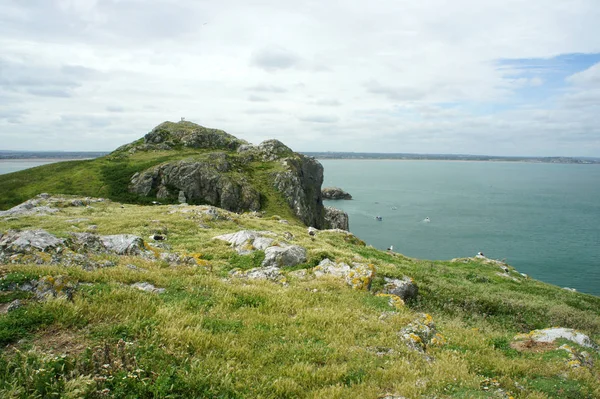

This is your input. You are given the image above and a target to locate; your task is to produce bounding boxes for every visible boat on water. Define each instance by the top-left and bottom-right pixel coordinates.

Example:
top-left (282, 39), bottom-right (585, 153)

top-left (423, 217), bottom-right (430, 223)
top-left (375, 216), bottom-right (383, 221)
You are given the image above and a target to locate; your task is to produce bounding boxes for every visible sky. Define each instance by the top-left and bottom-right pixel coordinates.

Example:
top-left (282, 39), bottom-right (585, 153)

top-left (1, 0), bottom-right (600, 156)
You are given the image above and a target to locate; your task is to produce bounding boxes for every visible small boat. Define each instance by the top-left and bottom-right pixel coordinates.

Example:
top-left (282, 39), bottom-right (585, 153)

top-left (391, 206), bottom-right (397, 210)
top-left (423, 217), bottom-right (430, 223)
top-left (375, 216), bottom-right (383, 221)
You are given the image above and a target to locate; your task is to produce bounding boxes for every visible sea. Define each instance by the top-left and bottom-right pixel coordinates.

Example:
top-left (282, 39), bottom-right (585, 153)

top-left (1, 159), bottom-right (599, 296)
top-left (321, 160), bottom-right (600, 296)
top-left (0, 159), bottom-right (60, 175)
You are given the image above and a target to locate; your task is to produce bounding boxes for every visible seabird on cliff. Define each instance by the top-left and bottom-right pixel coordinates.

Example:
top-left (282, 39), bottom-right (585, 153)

top-left (387, 245), bottom-right (394, 251)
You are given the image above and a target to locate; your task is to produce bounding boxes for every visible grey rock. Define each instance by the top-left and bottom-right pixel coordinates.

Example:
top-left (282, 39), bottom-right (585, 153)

top-left (321, 187), bottom-right (352, 200)
top-left (230, 266), bottom-right (284, 282)
top-left (131, 282), bottom-right (165, 294)
top-left (262, 245), bottom-right (307, 268)
top-left (323, 206), bottom-right (349, 231)
top-left (34, 276), bottom-right (76, 301)
top-left (382, 276), bottom-right (419, 301)
top-left (257, 139), bottom-right (293, 161)
top-left (273, 155), bottom-right (326, 228)
top-left (0, 198), bottom-right (59, 217)
top-left (313, 258), bottom-right (350, 278)
top-left (514, 327), bottom-right (597, 349)
top-left (69, 232), bottom-right (106, 253)
top-left (282, 231), bottom-right (294, 241)
top-left (100, 235), bottom-right (145, 255)
top-left (0, 229), bottom-right (64, 254)
top-left (7, 299), bottom-right (23, 312)
top-left (214, 230), bottom-right (276, 254)
top-left (129, 157), bottom-right (261, 213)
top-left (178, 190), bottom-right (187, 204)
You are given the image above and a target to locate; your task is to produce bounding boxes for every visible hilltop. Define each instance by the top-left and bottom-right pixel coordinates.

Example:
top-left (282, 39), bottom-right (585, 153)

top-left (0, 121), bottom-right (345, 230)
top-left (0, 123), bottom-right (599, 398)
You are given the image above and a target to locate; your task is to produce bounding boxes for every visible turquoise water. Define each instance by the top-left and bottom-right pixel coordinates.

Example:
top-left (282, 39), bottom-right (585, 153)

top-left (321, 160), bottom-right (600, 296)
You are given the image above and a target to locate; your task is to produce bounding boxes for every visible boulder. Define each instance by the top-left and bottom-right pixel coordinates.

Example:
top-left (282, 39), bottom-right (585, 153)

top-left (321, 187), bottom-right (352, 200)
top-left (323, 206), bottom-right (349, 231)
top-left (313, 259), bottom-right (375, 290)
top-left (230, 266), bottom-right (284, 282)
top-left (258, 139), bottom-right (293, 161)
top-left (100, 235), bottom-right (145, 255)
top-left (0, 196), bottom-right (59, 217)
top-left (214, 230), bottom-right (276, 255)
top-left (34, 275), bottom-right (76, 301)
top-left (513, 327), bottom-right (597, 349)
top-left (0, 229), bottom-right (64, 254)
top-left (262, 245), bottom-right (307, 268)
top-left (381, 276), bottom-right (418, 301)
top-left (400, 313), bottom-right (445, 353)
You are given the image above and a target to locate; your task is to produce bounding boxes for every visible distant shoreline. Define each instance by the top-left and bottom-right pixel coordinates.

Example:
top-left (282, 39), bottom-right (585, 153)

top-left (312, 158), bottom-right (599, 165)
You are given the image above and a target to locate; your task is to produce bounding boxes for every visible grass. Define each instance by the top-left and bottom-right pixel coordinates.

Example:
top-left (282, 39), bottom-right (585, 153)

top-left (0, 199), bottom-right (599, 398)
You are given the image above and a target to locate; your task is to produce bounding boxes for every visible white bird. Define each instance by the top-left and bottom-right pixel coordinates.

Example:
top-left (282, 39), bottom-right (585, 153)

top-left (387, 245), bottom-right (394, 251)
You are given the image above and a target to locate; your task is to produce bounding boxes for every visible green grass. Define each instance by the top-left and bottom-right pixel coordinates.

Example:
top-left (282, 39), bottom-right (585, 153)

top-left (0, 199), bottom-right (599, 398)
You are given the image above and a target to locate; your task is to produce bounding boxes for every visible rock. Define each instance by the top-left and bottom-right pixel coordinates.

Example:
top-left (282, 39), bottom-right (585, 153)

top-left (313, 259), bottom-right (351, 278)
top-left (282, 231), bottom-right (294, 241)
top-left (129, 158), bottom-right (261, 212)
top-left (136, 121), bottom-right (246, 151)
top-left (0, 229), bottom-right (65, 254)
top-left (559, 344), bottom-right (594, 368)
top-left (178, 190), bottom-right (187, 204)
top-left (214, 230), bottom-right (276, 254)
top-left (323, 206), bottom-right (349, 231)
top-left (321, 187), bottom-right (352, 200)
top-left (34, 275), bottom-right (76, 301)
top-left (257, 139), bottom-right (293, 161)
top-left (100, 235), bottom-right (145, 255)
top-left (313, 259), bottom-right (375, 290)
top-left (69, 232), bottom-right (106, 253)
top-left (400, 313), bottom-right (445, 353)
top-left (262, 245), bottom-right (307, 268)
top-left (563, 287), bottom-right (577, 292)
top-left (0, 197), bottom-right (59, 217)
top-left (230, 266), bottom-right (284, 282)
top-left (288, 269), bottom-right (310, 280)
top-left (381, 276), bottom-right (418, 301)
top-left (131, 282), bottom-right (165, 294)
top-left (514, 327), bottom-right (597, 349)
top-left (7, 299), bottom-right (23, 312)
top-left (272, 155), bottom-right (326, 228)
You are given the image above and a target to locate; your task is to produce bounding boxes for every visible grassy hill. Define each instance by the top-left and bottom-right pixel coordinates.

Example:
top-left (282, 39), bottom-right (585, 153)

top-left (0, 122), bottom-right (299, 222)
top-left (0, 196), bottom-right (599, 398)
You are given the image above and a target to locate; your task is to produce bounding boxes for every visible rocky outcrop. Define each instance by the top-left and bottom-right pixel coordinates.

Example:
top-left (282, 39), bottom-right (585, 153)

top-left (273, 152), bottom-right (326, 228)
top-left (214, 230), bottom-right (277, 255)
top-left (313, 258), bottom-right (375, 290)
top-left (321, 187), bottom-right (352, 200)
top-left (0, 229), bottom-right (65, 254)
top-left (324, 206), bottom-right (349, 230)
top-left (230, 266), bottom-right (285, 282)
top-left (116, 121), bottom-right (247, 153)
top-left (262, 245), bottom-right (307, 268)
top-left (381, 276), bottom-right (419, 301)
top-left (129, 156), bottom-right (261, 212)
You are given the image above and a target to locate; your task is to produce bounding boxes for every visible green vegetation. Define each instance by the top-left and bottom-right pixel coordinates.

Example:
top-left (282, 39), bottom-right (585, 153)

top-left (1, 199), bottom-right (599, 398)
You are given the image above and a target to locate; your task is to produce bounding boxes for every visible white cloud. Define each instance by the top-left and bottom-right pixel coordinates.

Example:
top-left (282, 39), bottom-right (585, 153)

top-left (0, 0), bottom-right (599, 155)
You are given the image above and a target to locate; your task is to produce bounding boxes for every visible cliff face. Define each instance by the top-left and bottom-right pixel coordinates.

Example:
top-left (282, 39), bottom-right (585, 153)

top-left (125, 121), bottom-right (329, 228)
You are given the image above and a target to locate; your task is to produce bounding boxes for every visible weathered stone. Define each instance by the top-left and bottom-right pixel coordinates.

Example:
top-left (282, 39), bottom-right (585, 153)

top-left (101, 235), bottom-right (145, 255)
top-left (323, 206), bottom-right (349, 231)
top-left (514, 328), bottom-right (597, 349)
top-left (0, 229), bottom-right (64, 254)
top-left (178, 190), bottom-right (187, 204)
top-left (214, 230), bottom-right (276, 254)
top-left (129, 157), bottom-right (261, 212)
top-left (69, 232), bottom-right (106, 253)
top-left (313, 259), bottom-right (375, 290)
top-left (273, 155), bottom-right (326, 228)
top-left (0, 197), bottom-right (59, 217)
top-left (34, 275), bottom-right (76, 301)
top-left (257, 139), bottom-right (293, 161)
top-left (382, 276), bottom-right (419, 301)
top-left (400, 313), bottom-right (445, 353)
top-left (131, 282), bottom-right (165, 294)
top-left (7, 299), bottom-right (23, 312)
top-left (321, 187), bottom-right (352, 200)
top-left (230, 266), bottom-right (284, 282)
top-left (262, 245), bottom-right (307, 268)
top-left (313, 258), bottom-right (351, 278)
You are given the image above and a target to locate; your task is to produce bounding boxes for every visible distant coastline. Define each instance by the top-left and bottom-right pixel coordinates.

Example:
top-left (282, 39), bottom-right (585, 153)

top-left (0, 151), bottom-right (108, 160)
top-left (304, 152), bottom-right (600, 164)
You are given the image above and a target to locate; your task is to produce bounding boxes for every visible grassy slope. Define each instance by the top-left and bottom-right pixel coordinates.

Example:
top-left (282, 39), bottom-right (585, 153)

top-left (0, 151), bottom-right (296, 220)
top-left (0, 199), bottom-right (599, 398)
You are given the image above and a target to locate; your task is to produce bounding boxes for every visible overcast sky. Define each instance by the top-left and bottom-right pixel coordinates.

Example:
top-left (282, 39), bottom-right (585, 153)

top-left (1, 0), bottom-right (600, 156)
